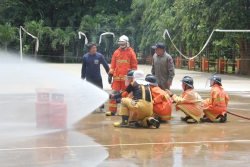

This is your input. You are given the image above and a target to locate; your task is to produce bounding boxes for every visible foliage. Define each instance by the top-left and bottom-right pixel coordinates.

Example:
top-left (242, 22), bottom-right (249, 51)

top-left (0, 0), bottom-right (250, 73)
top-left (0, 23), bottom-right (18, 51)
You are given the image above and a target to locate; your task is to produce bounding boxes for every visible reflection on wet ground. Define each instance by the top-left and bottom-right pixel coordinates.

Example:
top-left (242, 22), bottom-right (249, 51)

top-left (0, 91), bottom-right (250, 167)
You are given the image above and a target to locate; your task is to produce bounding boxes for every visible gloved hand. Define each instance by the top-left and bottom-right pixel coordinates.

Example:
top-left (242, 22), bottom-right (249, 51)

top-left (109, 94), bottom-right (115, 99)
top-left (116, 98), bottom-right (121, 103)
top-left (108, 74), bottom-right (113, 84)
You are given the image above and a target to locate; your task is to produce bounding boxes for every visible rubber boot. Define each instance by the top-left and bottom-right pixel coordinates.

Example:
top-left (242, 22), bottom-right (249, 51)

top-left (106, 111), bottom-right (116, 116)
top-left (219, 113), bottom-right (227, 123)
top-left (180, 115), bottom-right (191, 121)
top-left (200, 117), bottom-right (213, 122)
top-left (129, 121), bottom-right (141, 128)
top-left (114, 115), bottom-right (129, 127)
top-left (147, 117), bottom-right (160, 128)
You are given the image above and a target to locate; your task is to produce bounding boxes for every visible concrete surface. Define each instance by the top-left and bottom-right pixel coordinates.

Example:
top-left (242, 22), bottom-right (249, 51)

top-left (1, 64), bottom-right (250, 167)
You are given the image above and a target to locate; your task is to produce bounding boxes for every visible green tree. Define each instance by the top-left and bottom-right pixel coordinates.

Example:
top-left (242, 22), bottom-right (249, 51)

top-left (52, 27), bottom-right (76, 63)
top-left (0, 23), bottom-right (18, 52)
top-left (24, 20), bottom-right (52, 58)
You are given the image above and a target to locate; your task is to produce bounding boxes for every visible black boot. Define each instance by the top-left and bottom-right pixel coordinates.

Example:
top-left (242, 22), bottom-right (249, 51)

top-left (200, 117), bottom-right (213, 122)
top-left (219, 113), bottom-right (227, 123)
top-left (129, 121), bottom-right (141, 128)
top-left (114, 115), bottom-right (129, 127)
top-left (180, 115), bottom-right (191, 121)
top-left (147, 117), bottom-right (160, 128)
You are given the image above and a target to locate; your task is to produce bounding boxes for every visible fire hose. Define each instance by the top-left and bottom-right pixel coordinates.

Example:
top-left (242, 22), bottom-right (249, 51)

top-left (227, 111), bottom-right (250, 120)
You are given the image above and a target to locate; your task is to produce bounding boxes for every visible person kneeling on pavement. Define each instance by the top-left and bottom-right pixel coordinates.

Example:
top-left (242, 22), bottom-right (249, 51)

top-left (109, 70), bottom-right (160, 128)
top-left (145, 74), bottom-right (172, 122)
top-left (200, 74), bottom-right (229, 123)
top-left (165, 76), bottom-right (203, 123)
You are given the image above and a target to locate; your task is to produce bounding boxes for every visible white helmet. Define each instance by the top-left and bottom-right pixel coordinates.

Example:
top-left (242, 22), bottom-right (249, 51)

top-left (133, 70), bottom-right (148, 85)
top-left (118, 35), bottom-right (129, 49)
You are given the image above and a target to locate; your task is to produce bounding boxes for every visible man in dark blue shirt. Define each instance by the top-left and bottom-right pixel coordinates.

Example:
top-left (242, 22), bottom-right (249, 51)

top-left (81, 42), bottom-right (110, 112)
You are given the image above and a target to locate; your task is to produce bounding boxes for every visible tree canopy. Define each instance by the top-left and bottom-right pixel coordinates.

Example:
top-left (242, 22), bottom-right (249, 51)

top-left (0, 0), bottom-right (250, 73)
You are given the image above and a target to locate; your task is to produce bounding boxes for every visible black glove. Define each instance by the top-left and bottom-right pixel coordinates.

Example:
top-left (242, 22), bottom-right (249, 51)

top-left (108, 74), bottom-right (113, 84)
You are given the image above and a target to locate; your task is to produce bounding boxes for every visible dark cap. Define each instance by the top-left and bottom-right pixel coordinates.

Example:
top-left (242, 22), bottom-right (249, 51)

top-left (151, 42), bottom-right (165, 49)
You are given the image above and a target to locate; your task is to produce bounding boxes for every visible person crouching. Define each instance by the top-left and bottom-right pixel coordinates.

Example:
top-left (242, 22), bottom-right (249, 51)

top-left (110, 70), bottom-right (160, 128)
top-left (165, 76), bottom-right (203, 123)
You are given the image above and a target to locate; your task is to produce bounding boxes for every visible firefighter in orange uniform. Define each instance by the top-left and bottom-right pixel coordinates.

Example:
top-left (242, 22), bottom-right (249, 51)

top-left (165, 76), bottom-right (203, 123)
top-left (145, 74), bottom-right (172, 122)
top-left (106, 35), bottom-right (138, 116)
top-left (200, 74), bottom-right (229, 122)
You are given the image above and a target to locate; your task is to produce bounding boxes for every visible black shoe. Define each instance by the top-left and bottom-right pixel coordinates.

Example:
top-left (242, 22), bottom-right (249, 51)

top-left (180, 116), bottom-right (191, 121)
top-left (187, 118), bottom-right (198, 123)
top-left (200, 117), bottom-right (213, 122)
top-left (129, 122), bottom-right (141, 127)
top-left (219, 113), bottom-right (227, 123)
top-left (147, 118), bottom-right (160, 128)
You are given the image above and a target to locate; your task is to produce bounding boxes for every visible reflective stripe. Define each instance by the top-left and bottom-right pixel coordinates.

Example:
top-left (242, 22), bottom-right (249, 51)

top-left (113, 76), bottom-right (125, 80)
top-left (178, 104), bottom-right (199, 121)
top-left (204, 110), bottom-right (216, 120)
top-left (116, 60), bottom-right (130, 63)
top-left (173, 95), bottom-right (181, 102)
top-left (214, 98), bottom-right (226, 102)
top-left (194, 100), bottom-right (202, 104)
top-left (163, 94), bottom-right (169, 100)
top-left (154, 113), bottom-right (172, 119)
top-left (109, 104), bottom-right (117, 107)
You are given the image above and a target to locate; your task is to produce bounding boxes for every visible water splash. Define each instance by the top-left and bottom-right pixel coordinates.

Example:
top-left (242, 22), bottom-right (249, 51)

top-left (0, 52), bottom-right (109, 138)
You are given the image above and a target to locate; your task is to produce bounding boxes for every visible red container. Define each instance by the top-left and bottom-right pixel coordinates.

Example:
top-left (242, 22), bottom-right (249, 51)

top-left (50, 93), bottom-right (67, 129)
top-left (202, 58), bottom-right (208, 72)
top-left (176, 56), bottom-right (181, 67)
top-left (218, 59), bottom-right (225, 74)
top-left (36, 92), bottom-right (50, 128)
top-left (188, 59), bottom-right (194, 70)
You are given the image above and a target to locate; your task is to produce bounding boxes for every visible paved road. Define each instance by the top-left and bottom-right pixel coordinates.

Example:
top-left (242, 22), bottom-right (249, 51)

top-left (1, 62), bottom-right (250, 167)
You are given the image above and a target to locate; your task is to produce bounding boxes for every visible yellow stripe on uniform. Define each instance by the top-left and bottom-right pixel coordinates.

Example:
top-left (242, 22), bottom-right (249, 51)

top-left (163, 94), bottom-right (169, 100)
top-left (116, 60), bottom-right (130, 63)
top-left (113, 76), bottom-right (125, 81)
top-left (109, 104), bottom-right (118, 107)
top-left (214, 98), bottom-right (226, 102)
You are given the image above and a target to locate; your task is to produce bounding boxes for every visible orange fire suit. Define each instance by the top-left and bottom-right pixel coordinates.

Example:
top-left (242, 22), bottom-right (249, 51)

top-left (108, 47), bottom-right (138, 114)
top-left (171, 89), bottom-right (203, 122)
top-left (149, 85), bottom-right (172, 121)
top-left (203, 84), bottom-right (229, 121)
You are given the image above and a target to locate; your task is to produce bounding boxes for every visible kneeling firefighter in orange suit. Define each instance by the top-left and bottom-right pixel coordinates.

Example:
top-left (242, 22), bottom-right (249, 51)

top-left (145, 74), bottom-right (172, 122)
top-left (165, 76), bottom-right (203, 123)
top-left (200, 74), bottom-right (229, 123)
top-left (110, 70), bottom-right (160, 128)
top-left (106, 35), bottom-right (138, 116)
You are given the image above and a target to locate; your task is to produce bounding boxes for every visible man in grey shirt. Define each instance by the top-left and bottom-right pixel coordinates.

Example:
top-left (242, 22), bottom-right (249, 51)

top-left (151, 42), bottom-right (175, 90)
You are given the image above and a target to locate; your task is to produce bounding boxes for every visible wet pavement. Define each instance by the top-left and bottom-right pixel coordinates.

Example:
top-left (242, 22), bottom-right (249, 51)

top-left (1, 64), bottom-right (250, 167)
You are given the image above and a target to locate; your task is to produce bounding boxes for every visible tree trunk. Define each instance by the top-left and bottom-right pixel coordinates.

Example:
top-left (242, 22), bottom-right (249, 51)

top-left (4, 44), bottom-right (8, 52)
top-left (64, 45), bottom-right (66, 63)
top-left (238, 38), bottom-right (250, 75)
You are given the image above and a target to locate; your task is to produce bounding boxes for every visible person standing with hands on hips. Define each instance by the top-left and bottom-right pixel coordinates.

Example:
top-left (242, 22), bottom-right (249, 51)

top-left (81, 42), bottom-right (110, 112)
top-left (106, 35), bottom-right (138, 116)
top-left (151, 42), bottom-right (175, 90)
